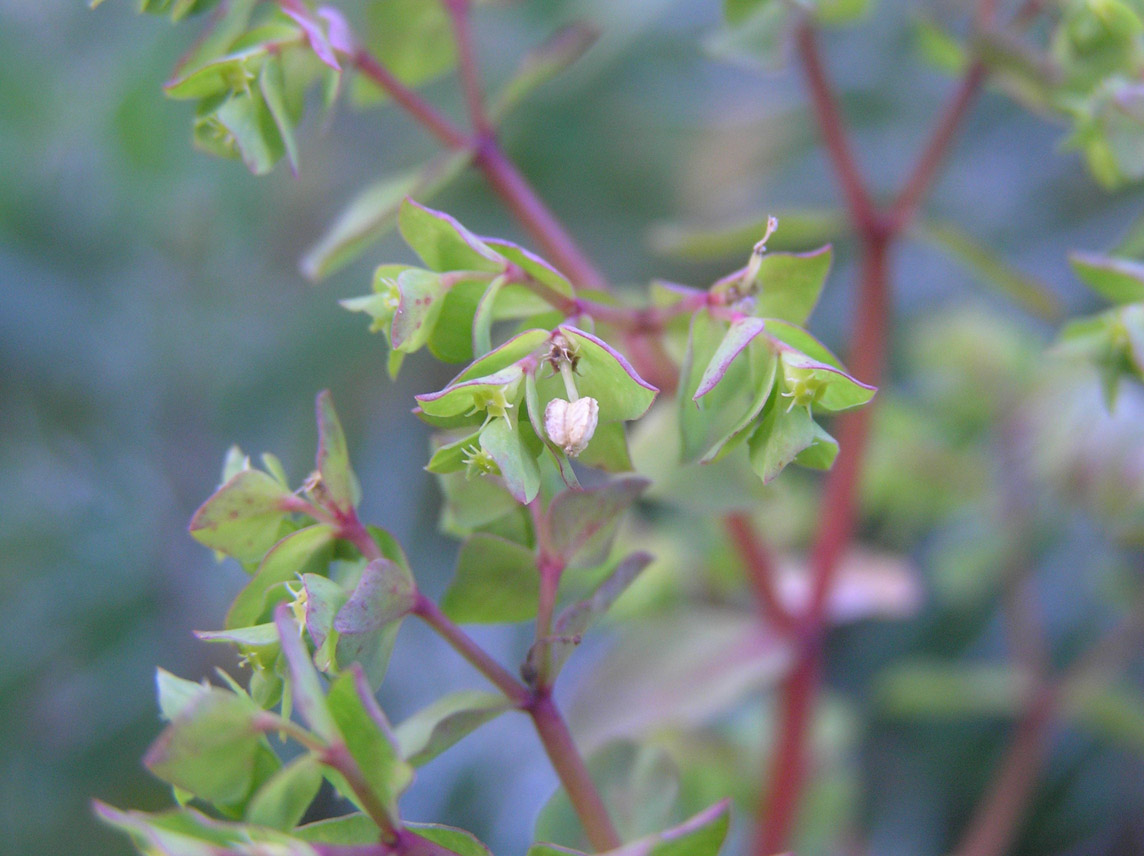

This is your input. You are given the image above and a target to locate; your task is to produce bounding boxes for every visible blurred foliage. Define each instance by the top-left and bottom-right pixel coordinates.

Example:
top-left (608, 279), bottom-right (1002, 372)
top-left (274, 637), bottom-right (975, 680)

top-left (4, 0), bottom-right (1144, 855)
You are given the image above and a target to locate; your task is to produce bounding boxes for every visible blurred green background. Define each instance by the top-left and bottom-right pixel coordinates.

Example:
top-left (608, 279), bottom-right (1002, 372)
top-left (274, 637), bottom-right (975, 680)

top-left (3, 0), bottom-right (1144, 854)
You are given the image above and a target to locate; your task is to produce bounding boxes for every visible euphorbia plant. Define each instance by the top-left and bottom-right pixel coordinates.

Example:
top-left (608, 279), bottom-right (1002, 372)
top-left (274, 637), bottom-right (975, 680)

top-left (92, 1), bottom-right (1144, 856)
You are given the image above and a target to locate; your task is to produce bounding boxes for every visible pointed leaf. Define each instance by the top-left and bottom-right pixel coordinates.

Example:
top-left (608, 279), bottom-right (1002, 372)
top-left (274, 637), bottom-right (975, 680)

top-left (275, 603), bottom-right (340, 742)
top-left (399, 199), bottom-right (505, 273)
top-left (1070, 251), bottom-right (1144, 305)
top-left (226, 524), bottom-right (336, 629)
top-left (747, 403), bottom-right (838, 483)
top-left (245, 754), bottom-right (323, 830)
top-left (395, 691), bottom-right (512, 766)
top-left (326, 667), bottom-right (413, 825)
top-left (695, 317), bottom-right (766, 399)
top-left (751, 246), bottom-right (833, 325)
top-left (301, 150), bottom-right (471, 281)
top-left (546, 477), bottom-right (649, 567)
top-left (315, 391), bottom-right (357, 512)
top-left (189, 469), bottom-right (295, 563)
top-left (480, 416), bottom-right (541, 504)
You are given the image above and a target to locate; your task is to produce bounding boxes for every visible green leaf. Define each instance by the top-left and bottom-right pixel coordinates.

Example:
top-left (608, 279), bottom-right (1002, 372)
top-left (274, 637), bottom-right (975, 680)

top-left (94, 804), bottom-right (311, 856)
top-left (537, 326), bottom-right (659, 423)
top-left (189, 469), bottom-right (295, 563)
top-left (649, 210), bottom-right (847, 260)
top-left (275, 603), bottom-right (340, 743)
top-left (326, 667), bottom-right (413, 825)
top-left (214, 88), bottom-right (286, 176)
top-left (352, 0), bottom-right (456, 105)
top-left (226, 524), bottom-right (336, 630)
top-left (534, 801), bottom-right (731, 856)
top-left (779, 349), bottom-right (877, 412)
top-left (700, 339), bottom-right (778, 464)
top-left (416, 365), bottom-right (525, 425)
top-left (489, 23), bottom-right (600, 121)
top-left (165, 45), bottom-right (272, 100)
top-left (407, 823), bottom-right (494, 856)
top-left (913, 17), bottom-right (967, 74)
top-left (395, 691), bottom-right (512, 766)
top-left (1070, 251), bottom-right (1144, 305)
top-left (441, 533), bottom-right (539, 623)
top-left (569, 608), bottom-right (791, 749)
top-left (300, 149), bottom-right (471, 281)
top-left (259, 57), bottom-right (299, 174)
top-left (751, 247), bottom-right (833, 325)
top-left (705, 2), bottom-right (791, 71)
top-left (1067, 683), bottom-right (1144, 755)
top-left (747, 403), bottom-right (838, 483)
top-left (143, 689), bottom-right (267, 805)
top-left (546, 477), bottom-right (649, 567)
top-left (245, 755), bottom-right (323, 831)
top-left (315, 391), bottom-right (358, 513)
top-left (480, 416), bottom-right (541, 504)
top-left (917, 220), bottom-right (1061, 319)
top-left (399, 199), bottom-right (505, 274)
top-left (195, 624), bottom-right (281, 671)
top-left (391, 269), bottom-right (448, 353)
top-left (484, 239), bottom-right (576, 299)
top-left (156, 669), bottom-right (210, 722)
top-left (296, 813), bottom-right (379, 844)
top-left (875, 663), bottom-right (1028, 719)
top-left (330, 560), bottom-right (416, 687)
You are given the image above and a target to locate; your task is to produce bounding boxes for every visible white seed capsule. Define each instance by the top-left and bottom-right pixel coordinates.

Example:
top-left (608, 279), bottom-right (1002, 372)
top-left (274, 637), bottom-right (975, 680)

top-left (544, 396), bottom-right (599, 458)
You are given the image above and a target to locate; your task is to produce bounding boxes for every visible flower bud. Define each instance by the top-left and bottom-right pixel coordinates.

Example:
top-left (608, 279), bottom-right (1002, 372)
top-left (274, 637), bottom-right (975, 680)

top-left (544, 396), bottom-right (599, 457)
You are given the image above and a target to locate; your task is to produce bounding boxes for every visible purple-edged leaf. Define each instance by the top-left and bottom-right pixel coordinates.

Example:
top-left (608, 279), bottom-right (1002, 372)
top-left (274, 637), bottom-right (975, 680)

top-left (188, 469), bottom-right (295, 563)
top-left (195, 624), bottom-right (280, 670)
top-left (694, 316), bottom-right (766, 399)
top-left (747, 403), bottom-right (838, 483)
top-left (533, 326), bottom-right (658, 424)
top-left (398, 199), bottom-right (505, 273)
top-left (568, 607), bottom-right (791, 750)
top-left (318, 6), bottom-right (354, 55)
top-left (334, 559), bottom-right (417, 636)
top-left (165, 46), bottom-right (271, 100)
top-left (699, 341), bottom-right (778, 464)
top-left (454, 329), bottom-right (550, 383)
top-left (780, 350), bottom-right (877, 412)
top-left (546, 477), bottom-right (649, 567)
top-left (416, 365), bottom-right (524, 424)
top-left (226, 524), bottom-right (336, 629)
top-left (395, 690), bottom-right (511, 766)
top-left (1070, 252), bottom-right (1144, 305)
top-left (484, 237), bottom-right (575, 296)
top-left (275, 603), bottom-right (340, 742)
top-left (479, 416), bottom-right (541, 504)
top-left (441, 533), bottom-right (539, 624)
top-left (391, 269), bottom-right (447, 352)
top-left (315, 391), bottom-right (358, 512)
top-left (94, 804), bottom-right (308, 856)
top-left (281, 5), bottom-right (341, 70)
top-left (143, 689), bottom-right (265, 805)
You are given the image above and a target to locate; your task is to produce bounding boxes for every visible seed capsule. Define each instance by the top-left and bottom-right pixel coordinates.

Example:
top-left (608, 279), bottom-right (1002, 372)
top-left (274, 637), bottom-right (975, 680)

top-left (544, 396), bottom-right (599, 457)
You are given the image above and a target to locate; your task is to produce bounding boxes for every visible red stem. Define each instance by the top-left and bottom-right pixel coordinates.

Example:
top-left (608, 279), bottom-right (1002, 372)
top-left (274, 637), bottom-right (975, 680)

top-left (754, 236), bottom-right (891, 856)
top-left (793, 24), bottom-right (879, 234)
top-left (725, 513), bottom-right (796, 635)
top-left (950, 686), bottom-right (1057, 856)
top-left (890, 62), bottom-right (987, 233)
top-left (443, 0), bottom-right (491, 136)
top-left (412, 594), bottom-right (532, 707)
top-left (474, 139), bottom-right (609, 290)
top-left (528, 692), bottom-right (623, 852)
top-left (350, 50), bottom-right (470, 151)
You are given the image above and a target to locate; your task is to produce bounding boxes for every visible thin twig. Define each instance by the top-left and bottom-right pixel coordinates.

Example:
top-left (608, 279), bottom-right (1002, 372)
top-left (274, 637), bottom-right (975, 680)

top-left (725, 513), bottom-right (796, 635)
top-left (443, 0), bottom-right (491, 136)
top-left (793, 23), bottom-right (880, 235)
